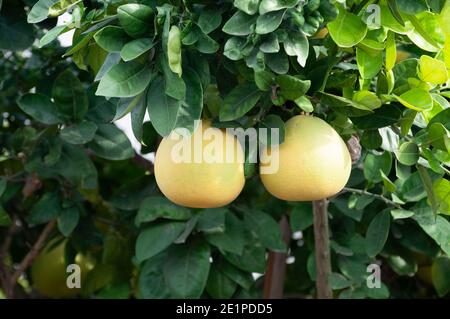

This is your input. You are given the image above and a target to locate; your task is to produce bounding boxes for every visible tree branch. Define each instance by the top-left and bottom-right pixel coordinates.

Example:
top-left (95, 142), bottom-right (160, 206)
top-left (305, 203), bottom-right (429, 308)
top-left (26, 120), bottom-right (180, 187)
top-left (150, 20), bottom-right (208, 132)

top-left (263, 214), bottom-right (291, 299)
top-left (342, 187), bottom-right (402, 208)
top-left (9, 220), bottom-right (56, 287)
top-left (313, 199), bottom-right (333, 299)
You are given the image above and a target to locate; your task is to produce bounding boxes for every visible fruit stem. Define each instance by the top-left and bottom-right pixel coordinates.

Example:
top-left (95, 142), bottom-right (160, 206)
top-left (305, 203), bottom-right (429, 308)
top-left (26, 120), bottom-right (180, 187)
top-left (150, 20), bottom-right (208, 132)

top-left (313, 199), bottom-right (333, 299)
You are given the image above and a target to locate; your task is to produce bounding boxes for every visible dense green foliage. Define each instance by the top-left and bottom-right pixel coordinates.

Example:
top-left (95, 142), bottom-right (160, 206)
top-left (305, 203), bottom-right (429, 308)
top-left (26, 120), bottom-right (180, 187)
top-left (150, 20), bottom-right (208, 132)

top-left (1, 0), bottom-right (450, 299)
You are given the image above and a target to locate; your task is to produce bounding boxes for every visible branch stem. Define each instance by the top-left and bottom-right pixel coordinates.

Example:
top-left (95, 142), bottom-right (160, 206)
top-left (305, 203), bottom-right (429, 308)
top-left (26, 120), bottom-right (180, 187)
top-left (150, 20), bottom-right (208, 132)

top-left (313, 199), bottom-right (333, 299)
top-left (342, 187), bottom-right (401, 208)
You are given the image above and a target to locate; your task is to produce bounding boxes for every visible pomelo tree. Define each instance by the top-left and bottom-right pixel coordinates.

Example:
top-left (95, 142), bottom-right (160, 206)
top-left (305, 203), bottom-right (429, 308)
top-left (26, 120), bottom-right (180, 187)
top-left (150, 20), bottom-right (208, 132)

top-left (1, 0), bottom-right (450, 299)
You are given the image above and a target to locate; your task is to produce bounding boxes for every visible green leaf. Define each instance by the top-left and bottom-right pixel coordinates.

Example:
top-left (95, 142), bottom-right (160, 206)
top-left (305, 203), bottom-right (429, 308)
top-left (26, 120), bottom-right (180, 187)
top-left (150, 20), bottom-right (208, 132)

top-left (394, 89), bottom-right (433, 112)
top-left (88, 124), bottom-right (134, 160)
top-left (365, 211), bottom-right (391, 257)
top-left (381, 170), bottom-right (397, 192)
top-left (429, 108), bottom-right (450, 130)
top-left (276, 75), bottom-right (310, 100)
top-left (58, 206), bottom-right (80, 237)
top-left (363, 152), bottom-right (392, 183)
top-left (135, 221), bottom-right (186, 262)
top-left (164, 240), bottom-right (211, 298)
top-left (117, 4), bottom-right (154, 38)
top-left (396, 142), bottom-right (420, 166)
top-left (290, 203), bottom-right (313, 232)
top-left (433, 178), bottom-right (450, 215)
top-left (418, 55), bottom-right (449, 85)
top-left (17, 93), bottom-right (62, 125)
top-left (161, 55), bottom-right (186, 101)
top-left (406, 13), bottom-right (443, 52)
top-left (244, 211), bottom-right (286, 252)
top-left (28, 192), bottom-right (61, 225)
top-left (234, 0), bottom-right (260, 15)
top-left (147, 77), bottom-right (181, 136)
top-left (174, 68), bottom-right (203, 133)
top-left (385, 31), bottom-right (397, 71)
top-left (52, 70), bottom-right (89, 121)
top-left (48, 0), bottom-right (80, 16)
top-left (386, 0), bottom-right (406, 27)
top-left (135, 197), bottom-right (191, 226)
top-left (397, 0), bottom-right (429, 15)
top-left (402, 171), bottom-right (428, 201)
top-left (259, 0), bottom-right (300, 15)
top-left (254, 70), bottom-right (275, 91)
top-left (361, 130), bottom-right (382, 149)
top-left (266, 52), bottom-right (289, 74)
top-left (131, 95), bottom-right (147, 142)
top-left (350, 104), bottom-right (402, 130)
top-left (48, 144), bottom-right (98, 189)
top-left (220, 83), bottom-right (263, 121)
top-left (174, 215), bottom-right (199, 244)
top-left (0, 205), bottom-right (11, 227)
top-left (283, 32), bottom-right (309, 67)
top-left (432, 257), bottom-right (450, 297)
top-left (94, 26), bottom-right (129, 53)
top-left (356, 48), bottom-right (383, 79)
top-left (352, 91), bottom-right (382, 111)
top-left (39, 25), bottom-right (67, 48)
top-left (95, 53), bottom-right (121, 82)
top-left (330, 273), bottom-right (352, 290)
top-left (60, 121), bottom-right (98, 145)
top-left (255, 9), bottom-right (285, 35)
top-left (195, 32), bottom-right (220, 54)
top-left (120, 38), bottom-right (154, 62)
top-left (196, 208), bottom-right (227, 234)
top-left (294, 96), bottom-right (314, 112)
top-left (222, 11), bottom-right (257, 36)
top-left (217, 258), bottom-right (254, 289)
top-left (27, 0), bottom-right (59, 23)
top-left (223, 242), bottom-right (266, 273)
top-left (258, 114), bottom-right (285, 145)
top-left (415, 214), bottom-right (450, 255)
top-left (206, 213), bottom-right (245, 255)
top-left (0, 177), bottom-right (6, 198)
top-left (327, 6), bottom-right (367, 48)
top-left (0, 8), bottom-right (34, 51)
top-left (197, 8), bottom-right (222, 34)
top-left (139, 252), bottom-right (170, 298)
top-left (96, 62), bottom-right (153, 98)
top-left (206, 265), bottom-right (237, 299)
top-left (390, 209), bottom-right (415, 219)
top-left (114, 94), bottom-right (144, 121)
top-left (260, 33), bottom-right (280, 53)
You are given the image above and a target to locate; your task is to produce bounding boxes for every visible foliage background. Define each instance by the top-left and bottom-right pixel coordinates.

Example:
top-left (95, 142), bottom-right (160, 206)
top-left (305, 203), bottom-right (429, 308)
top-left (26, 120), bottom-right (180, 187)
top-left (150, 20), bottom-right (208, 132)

top-left (1, 0), bottom-right (450, 299)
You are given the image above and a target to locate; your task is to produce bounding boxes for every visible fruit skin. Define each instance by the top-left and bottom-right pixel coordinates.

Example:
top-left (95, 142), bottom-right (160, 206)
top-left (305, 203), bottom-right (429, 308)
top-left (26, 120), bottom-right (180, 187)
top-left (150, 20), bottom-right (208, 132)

top-left (154, 120), bottom-right (245, 208)
top-left (31, 239), bottom-right (94, 298)
top-left (260, 115), bottom-right (351, 201)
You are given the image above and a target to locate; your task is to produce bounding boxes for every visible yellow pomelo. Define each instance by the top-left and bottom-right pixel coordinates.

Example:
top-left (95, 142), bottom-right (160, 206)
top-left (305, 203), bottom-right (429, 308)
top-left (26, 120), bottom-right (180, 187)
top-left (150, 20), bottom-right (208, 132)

top-left (260, 115), bottom-right (351, 201)
top-left (154, 120), bottom-right (245, 208)
top-left (31, 239), bottom-right (94, 298)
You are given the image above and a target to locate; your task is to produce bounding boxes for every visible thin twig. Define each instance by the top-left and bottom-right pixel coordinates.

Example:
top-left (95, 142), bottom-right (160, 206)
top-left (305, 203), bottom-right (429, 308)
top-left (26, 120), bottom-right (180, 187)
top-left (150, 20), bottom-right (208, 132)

top-left (342, 187), bottom-right (402, 208)
top-left (0, 219), bottom-right (20, 298)
top-left (9, 220), bottom-right (56, 286)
